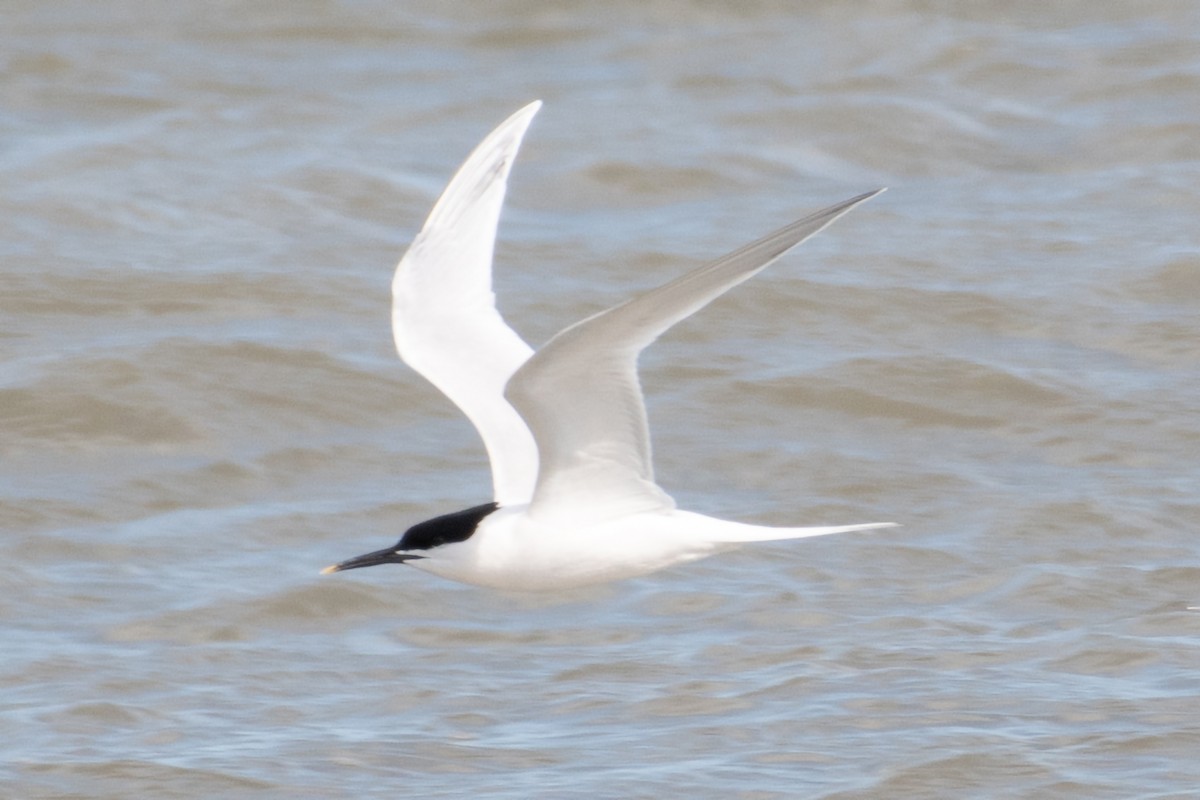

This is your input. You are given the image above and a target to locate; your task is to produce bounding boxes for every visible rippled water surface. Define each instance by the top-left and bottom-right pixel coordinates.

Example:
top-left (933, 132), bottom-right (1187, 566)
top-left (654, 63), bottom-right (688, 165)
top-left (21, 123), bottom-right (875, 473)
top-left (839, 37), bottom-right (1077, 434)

top-left (4, 2), bottom-right (1200, 798)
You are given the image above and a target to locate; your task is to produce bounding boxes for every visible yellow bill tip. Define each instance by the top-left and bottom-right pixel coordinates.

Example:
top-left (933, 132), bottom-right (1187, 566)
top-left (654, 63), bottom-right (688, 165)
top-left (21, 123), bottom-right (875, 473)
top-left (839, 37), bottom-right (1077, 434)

top-left (320, 564), bottom-right (341, 575)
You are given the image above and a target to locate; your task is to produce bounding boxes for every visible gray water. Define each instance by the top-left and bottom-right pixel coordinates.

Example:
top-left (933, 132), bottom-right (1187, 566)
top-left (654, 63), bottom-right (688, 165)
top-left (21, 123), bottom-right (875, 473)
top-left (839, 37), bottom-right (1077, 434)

top-left (3, 2), bottom-right (1200, 798)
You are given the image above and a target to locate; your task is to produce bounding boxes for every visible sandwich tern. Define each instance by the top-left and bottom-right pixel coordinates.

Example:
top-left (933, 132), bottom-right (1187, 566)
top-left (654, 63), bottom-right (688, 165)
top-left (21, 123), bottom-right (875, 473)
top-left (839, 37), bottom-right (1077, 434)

top-left (322, 101), bottom-right (894, 590)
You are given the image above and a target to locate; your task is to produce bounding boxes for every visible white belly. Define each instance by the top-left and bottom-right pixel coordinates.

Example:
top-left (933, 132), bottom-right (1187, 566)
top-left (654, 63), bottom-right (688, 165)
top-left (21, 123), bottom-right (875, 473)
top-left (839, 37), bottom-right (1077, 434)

top-left (409, 507), bottom-right (735, 591)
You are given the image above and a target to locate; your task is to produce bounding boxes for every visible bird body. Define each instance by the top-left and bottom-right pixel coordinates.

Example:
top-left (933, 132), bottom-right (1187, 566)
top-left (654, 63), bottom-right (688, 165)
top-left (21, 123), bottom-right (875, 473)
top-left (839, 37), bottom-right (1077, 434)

top-left (322, 101), bottom-right (895, 591)
top-left (414, 505), bottom-right (723, 591)
top-left (330, 502), bottom-right (887, 592)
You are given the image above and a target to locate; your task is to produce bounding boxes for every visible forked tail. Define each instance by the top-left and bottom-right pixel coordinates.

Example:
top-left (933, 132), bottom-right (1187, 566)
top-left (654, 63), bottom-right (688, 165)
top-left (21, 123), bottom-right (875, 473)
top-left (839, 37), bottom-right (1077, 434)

top-left (700, 517), bottom-right (899, 544)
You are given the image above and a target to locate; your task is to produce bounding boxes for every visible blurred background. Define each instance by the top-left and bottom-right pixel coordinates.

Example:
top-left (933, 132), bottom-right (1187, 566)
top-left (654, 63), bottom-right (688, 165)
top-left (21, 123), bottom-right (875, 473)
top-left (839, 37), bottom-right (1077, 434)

top-left (2, 2), bottom-right (1198, 798)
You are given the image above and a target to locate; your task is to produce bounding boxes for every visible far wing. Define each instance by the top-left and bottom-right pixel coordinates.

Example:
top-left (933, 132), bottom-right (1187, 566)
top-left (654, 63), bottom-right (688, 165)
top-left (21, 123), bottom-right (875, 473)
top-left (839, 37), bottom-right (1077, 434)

top-left (505, 189), bottom-right (885, 525)
top-left (392, 102), bottom-right (542, 505)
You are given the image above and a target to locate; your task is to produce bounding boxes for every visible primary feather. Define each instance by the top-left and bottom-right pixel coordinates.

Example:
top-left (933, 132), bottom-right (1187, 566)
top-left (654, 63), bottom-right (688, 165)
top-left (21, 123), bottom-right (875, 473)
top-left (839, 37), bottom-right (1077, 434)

top-left (391, 101), bottom-right (543, 506)
top-left (506, 190), bottom-right (884, 526)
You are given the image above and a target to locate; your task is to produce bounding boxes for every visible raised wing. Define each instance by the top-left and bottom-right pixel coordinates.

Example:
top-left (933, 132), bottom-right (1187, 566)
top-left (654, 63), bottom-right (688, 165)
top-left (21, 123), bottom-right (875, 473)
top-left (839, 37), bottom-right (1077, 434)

top-left (392, 102), bottom-right (542, 505)
top-left (506, 189), bottom-right (885, 525)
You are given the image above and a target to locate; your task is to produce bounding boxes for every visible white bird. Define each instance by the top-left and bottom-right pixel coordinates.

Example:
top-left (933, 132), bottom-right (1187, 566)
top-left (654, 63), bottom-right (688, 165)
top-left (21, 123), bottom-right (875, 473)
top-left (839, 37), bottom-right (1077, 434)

top-left (322, 101), bottom-right (895, 591)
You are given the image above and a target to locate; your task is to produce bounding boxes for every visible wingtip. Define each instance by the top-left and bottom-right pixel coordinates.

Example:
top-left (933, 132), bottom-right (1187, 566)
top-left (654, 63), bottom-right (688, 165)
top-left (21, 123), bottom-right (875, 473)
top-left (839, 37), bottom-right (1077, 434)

top-left (512, 99), bottom-right (543, 122)
top-left (851, 522), bottom-right (900, 532)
